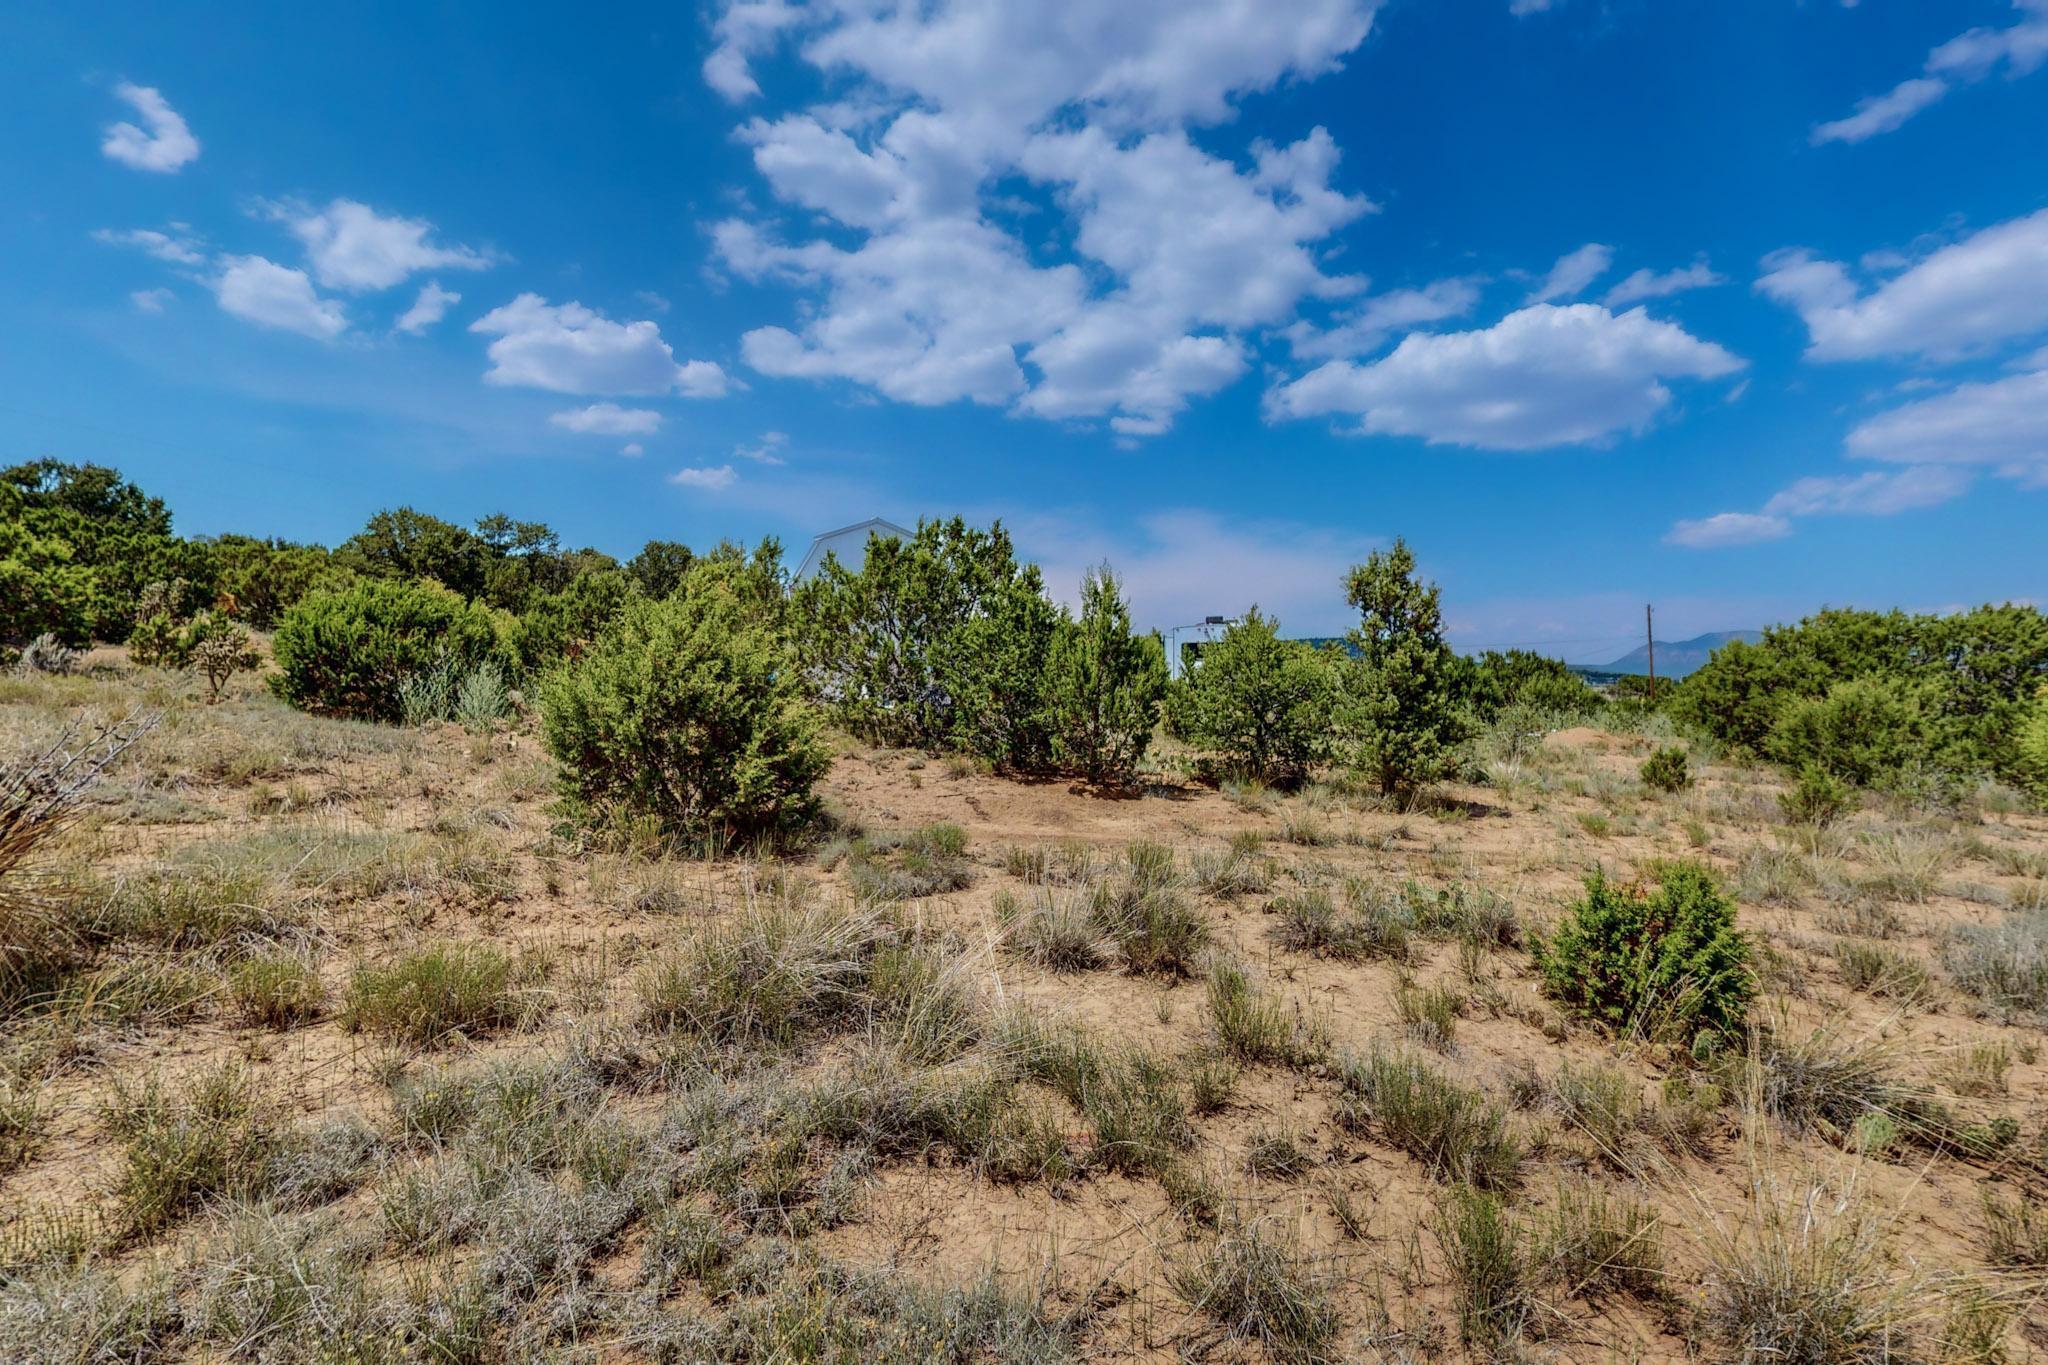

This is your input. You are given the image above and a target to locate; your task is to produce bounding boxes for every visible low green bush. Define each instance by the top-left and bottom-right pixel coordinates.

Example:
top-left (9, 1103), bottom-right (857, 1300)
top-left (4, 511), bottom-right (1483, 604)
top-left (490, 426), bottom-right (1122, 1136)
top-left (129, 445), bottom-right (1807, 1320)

top-left (269, 579), bottom-right (501, 723)
top-left (1639, 746), bottom-right (1689, 793)
top-left (1779, 766), bottom-right (1855, 827)
top-left (1535, 861), bottom-right (1754, 1046)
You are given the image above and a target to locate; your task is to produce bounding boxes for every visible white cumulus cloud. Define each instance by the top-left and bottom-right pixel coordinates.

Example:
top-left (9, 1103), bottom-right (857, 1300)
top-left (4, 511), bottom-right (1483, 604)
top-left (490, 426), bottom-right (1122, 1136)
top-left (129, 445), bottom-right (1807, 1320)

top-left (100, 83), bottom-right (200, 173)
top-left (1846, 367), bottom-right (2048, 485)
top-left (394, 282), bottom-right (461, 335)
top-left (671, 464), bottom-right (738, 490)
top-left (708, 0), bottom-right (1385, 435)
top-left (1814, 0), bottom-right (2048, 144)
top-left (1758, 209), bottom-right (2048, 362)
top-left (212, 256), bottom-right (347, 340)
top-left (265, 199), bottom-right (492, 293)
top-left (1526, 243), bottom-right (1613, 304)
top-left (471, 294), bottom-right (727, 397)
top-left (1602, 260), bottom-right (1725, 308)
top-left (549, 403), bottom-right (665, 436)
top-left (1664, 512), bottom-right (1792, 549)
top-left (1268, 303), bottom-right (1743, 450)
top-left (92, 226), bottom-right (206, 265)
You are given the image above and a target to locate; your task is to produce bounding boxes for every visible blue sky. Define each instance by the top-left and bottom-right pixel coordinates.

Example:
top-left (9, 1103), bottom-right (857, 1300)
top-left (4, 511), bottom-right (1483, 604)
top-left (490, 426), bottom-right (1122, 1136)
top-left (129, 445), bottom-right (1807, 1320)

top-left (4, 0), bottom-right (2045, 660)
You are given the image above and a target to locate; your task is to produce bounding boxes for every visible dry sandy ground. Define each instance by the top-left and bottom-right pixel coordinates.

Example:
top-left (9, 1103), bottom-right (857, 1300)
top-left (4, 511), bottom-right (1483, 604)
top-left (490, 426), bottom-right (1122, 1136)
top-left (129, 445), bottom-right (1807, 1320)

top-left (4, 656), bottom-right (2048, 1361)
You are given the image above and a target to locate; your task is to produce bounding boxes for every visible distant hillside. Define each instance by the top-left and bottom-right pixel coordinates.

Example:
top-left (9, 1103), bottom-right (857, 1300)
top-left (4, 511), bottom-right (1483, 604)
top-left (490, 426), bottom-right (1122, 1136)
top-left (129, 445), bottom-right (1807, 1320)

top-left (1581, 630), bottom-right (1761, 680)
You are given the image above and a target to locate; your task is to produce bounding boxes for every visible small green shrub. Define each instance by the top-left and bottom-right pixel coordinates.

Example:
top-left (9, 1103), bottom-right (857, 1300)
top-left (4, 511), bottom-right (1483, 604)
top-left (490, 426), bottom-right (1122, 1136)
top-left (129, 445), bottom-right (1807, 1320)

top-left (1164, 609), bottom-right (1338, 787)
top-left (1780, 766), bottom-right (1855, 828)
top-left (1639, 746), bottom-right (1690, 793)
top-left (1535, 861), bottom-right (1754, 1045)
top-left (270, 579), bottom-right (500, 723)
top-left (540, 585), bottom-right (830, 842)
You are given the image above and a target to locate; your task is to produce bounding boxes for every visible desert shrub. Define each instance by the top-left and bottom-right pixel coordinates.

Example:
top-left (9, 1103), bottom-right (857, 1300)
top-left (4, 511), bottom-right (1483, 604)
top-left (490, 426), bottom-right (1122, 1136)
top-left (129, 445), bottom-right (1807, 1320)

top-left (1338, 1050), bottom-right (1523, 1190)
top-left (1833, 941), bottom-right (1929, 999)
top-left (1042, 566), bottom-right (1167, 784)
top-left (503, 567), bottom-right (638, 678)
top-left (1780, 766), bottom-right (1855, 828)
top-left (13, 633), bottom-right (81, 676)
top-left (1535, 861), bottom-right (1754, 1045)
top-left (793, 518), bottom-right (1059, 767)
top-left (340, 943), bottom-right (526, 1046)
top-left (540, 584), bottom-right (829, 842)
top-left (1169, 1220), bottom-right (1340, 1363)
top-left (1981, 1190), bottom-right (2048, 1268)
top-left (1339, 539), bottom-right (1468, 800)
top-left (2018, 687), bottom-right (2048, 800)
top-left (1639, 746), bottom-right (1690, 793)
top-left (1166, 609), bottom-right (1337, 786)
top-left (186, 614), bottom-right (261, 702)
top-left (1767, 675), bottom-right (1933, 789)
top-left (270, 578), bottom-right (500, 723)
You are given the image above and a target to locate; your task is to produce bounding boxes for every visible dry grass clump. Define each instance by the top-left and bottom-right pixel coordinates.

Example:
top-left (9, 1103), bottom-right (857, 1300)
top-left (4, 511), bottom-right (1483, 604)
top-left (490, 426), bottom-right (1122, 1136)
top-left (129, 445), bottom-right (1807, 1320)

top-left (229, 950), bottom-right (326, 1029)
top-left (835, 823), bottom-right (975, 900)
top-left (1270, 883), bottom-right (1410, 962)
top-left (101, 1060), bottom-right (287, 1233)
top-left (1, 720), bottom-right (153, 1014)
top-left (1832, 940), bottom-right (1931, 1000)
top-left (1205, 957), bottom-right (1328, 1069)
top-left (998, 887), bottom-right (1107, 972)
top-left (1697, 1172), bottom-right (1976, 1364)
top-left (638, 898), bottom-right (888, 1045)
top-left (340, 941), bottom-right (535, 1046)
top-left (1169, 1218), bottom-right (1341, 1362)
top-left (1338, 1050), bottom-right (1522, 1190)
top-left (1944, 909), bottom-right (2048, 1017)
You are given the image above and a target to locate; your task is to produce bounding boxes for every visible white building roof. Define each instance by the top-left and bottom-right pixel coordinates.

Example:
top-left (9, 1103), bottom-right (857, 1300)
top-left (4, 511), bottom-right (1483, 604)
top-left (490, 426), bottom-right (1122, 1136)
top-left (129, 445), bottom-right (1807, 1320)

top-left (794, 517), bottom-right (913, 581)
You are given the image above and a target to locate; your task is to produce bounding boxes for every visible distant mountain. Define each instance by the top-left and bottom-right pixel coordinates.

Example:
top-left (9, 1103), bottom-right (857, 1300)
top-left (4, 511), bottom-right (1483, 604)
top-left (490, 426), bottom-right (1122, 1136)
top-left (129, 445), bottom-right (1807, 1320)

top-left (1580, 630), bottom-right (1761, 680)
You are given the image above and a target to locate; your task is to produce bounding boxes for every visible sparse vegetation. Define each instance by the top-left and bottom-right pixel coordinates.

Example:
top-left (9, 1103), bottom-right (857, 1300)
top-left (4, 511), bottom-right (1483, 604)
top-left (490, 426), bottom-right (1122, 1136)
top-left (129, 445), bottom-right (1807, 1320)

top-left (5, 464), bottom-right (2047, 1361)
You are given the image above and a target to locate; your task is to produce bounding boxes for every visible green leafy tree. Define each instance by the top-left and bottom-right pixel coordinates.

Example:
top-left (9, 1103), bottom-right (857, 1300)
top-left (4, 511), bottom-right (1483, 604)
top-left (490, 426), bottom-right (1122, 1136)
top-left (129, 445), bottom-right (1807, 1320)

top-left (335, 508), bottom-right (492, 599)
top-left (1164, 608), bottom-right (1336, 785)
top-left (793, 518), bottom-right (1043, 752)
top-left (1340, 539), bottom-right (1466, 800)
top-left (1535, 861), bottom-right (1754, 1045)
top-left (270, 579), bottom-right (501, 722)
top-left (539, 581), bottom-right (830, 841)
top-left (1043, 566), bottom-right (1167, 784)
top-left (202, 535), bottom-right (333, 629)
top-left (2, 460), bottom-right (203, 640)
top-left (1671, 638), bottom-right (1813, 757)
top-left (1463, 649), bottom-right (1602, 721)
top-left (626, 540), bottom-right (695, 599)
top-left (0, 515), bottom-right (97, 645)
top-left (941, 576), bottom-right (1062, 773)
top-left (2015, 687), bottom-right (2048, 801)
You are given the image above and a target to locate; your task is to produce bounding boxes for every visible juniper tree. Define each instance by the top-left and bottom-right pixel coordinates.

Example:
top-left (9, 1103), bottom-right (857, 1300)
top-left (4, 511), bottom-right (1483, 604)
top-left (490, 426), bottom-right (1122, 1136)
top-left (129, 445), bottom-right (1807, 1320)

top-left (1341, 539), bottom-right (1465, 801)
top-left (1044, 566), bottom-right (1167, 784)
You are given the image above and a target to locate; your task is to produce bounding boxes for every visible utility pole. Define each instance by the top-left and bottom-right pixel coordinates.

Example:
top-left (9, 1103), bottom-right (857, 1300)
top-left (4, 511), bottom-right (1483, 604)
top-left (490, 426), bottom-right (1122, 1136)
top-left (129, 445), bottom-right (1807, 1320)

top-left (1645, 603), bottom-right (1655, 698)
